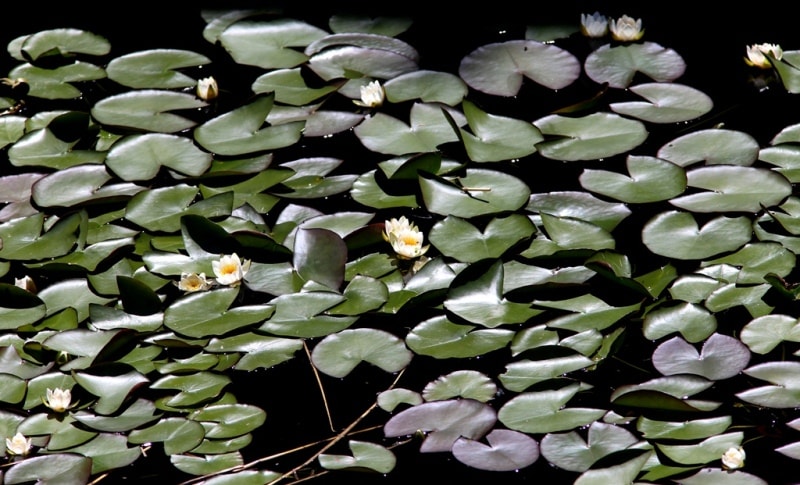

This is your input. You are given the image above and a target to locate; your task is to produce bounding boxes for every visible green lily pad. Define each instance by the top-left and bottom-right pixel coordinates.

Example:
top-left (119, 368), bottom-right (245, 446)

top-left (406, 315), bottom-right (514, 359)
top-left (642, 302), bottom-right (717, 342)
top-left (171, 451), bottom-right (244, 476)
top-left (127, 417), bottom-right (206, 455)
top-left (539, 421), bottom-right (638, 472)
top-left (189, 403), bottom-right (266, 439)
top-left (609, 83), bottom-right (713, 123)
top-left (657, 128), bottom-right (760, 167)
top-left (422, 370), bottom-right (497, 402)
top-left (311, 328), bottom-right (412, 378)
top-left (669, 166), bottom-right (791, 213)
top-left (219, 18), bottom-right (329, 69)
top-left (741, 314), bottom-right (800, 354)
top-left (445, 260), bottom-right (543, 327)
top-left (31, 165), bottom-right (144, 208)
top-left (151, 372), bottom-right (231, 408)
top-left (91, 90), bottom-right (206, 132)
top-left (106, 133), bottom-right (214, 181)
top-left (67, 433), bottom-right (142, 474)
top-left (194, 94), bottom-right (304, 156)
top-left (534, 112), bottom-right (648, 162)
top-left (498, 383), bottom-right (606, 433)
top-left (72, 398), bottom-right (161, 432)
top-left (384, 70), bottom-right (467, 106)
top-left (125, 185), bottom-right (233, 233)
top-left (458, 100), bottom-right (543, 162)
top-left (10, 62), bottom-right (106, 99)
top-left (428, 214), bottom-right (535, 263)
top-left (642, 211), bottom-right (752, 259)
top-left (584, 42), bottom-right (686, 89)
top-left (499, 351), bottom-right (595, 391)
top-left (319, 440), bottom-right (397, 473)
top-left (527, 191), bottom-right (631, 232)
top-left (579, 155), bottom-right (687, 203)
top-left (4, 454), bottom-right (92, 485)
top-left (73, 370), bottom-right (150, 415)
top-left (7, 127), bottom-right (106, 170)
top-left (736, 361), bottom-right (800, 408)
top-left (251, 67), bottom-right (339, 105)
top-left (165, 287), bottom-right (274, 338)
top-left (419, 168), bottom-right (530, 218)
top-left (459, 40), bottom-right (580, 96)
top-left (105, 49), bottom-right (211, 89)
top-left (353, 103), bottom-right (463, 155)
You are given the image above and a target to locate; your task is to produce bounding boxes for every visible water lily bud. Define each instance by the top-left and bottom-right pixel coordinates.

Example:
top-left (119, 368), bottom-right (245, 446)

top-left (196, 76), bottom-right (218, 100)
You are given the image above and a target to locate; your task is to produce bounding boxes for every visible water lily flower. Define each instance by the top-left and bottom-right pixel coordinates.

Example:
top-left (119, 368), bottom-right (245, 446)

top-left (721, 446), bottom-right (746, 470)
top-left (745, 43), bottom-right (783, 69)
top-left (5, 432), bottom-right (31, 456)
top-left (383, 216), bottom-right (430, 260)
top-left (196, 76), bottom-right (218, 100)
top-left (609, 14), bottom-right (644, 42)
top-left (177, 272), bottom-right (213, 292)
top-left (580, 12), bottom-right (608, 38)
top-left (43, 387), bottom-right (72, 412)
top-left (14, 275), bottom-right (36, 293)
top-left (212, 253), bottom-right (251, 286)
top-left (353, 80), bottom-right (385, 108)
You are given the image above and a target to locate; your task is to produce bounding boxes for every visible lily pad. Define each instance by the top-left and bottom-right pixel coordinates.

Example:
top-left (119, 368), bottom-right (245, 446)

top-left (579, 155), bottom-right (687, 203)
top-left (311, 328), bottom-right (413, 378)
top-left (105, 49), bottom-right (211, 89)
top-left (91, 90), bottom-right (206, 132)
top-left (534, 112), bottom-right (648, 161)
top-left (106, 133), bottom-right (214, 181)
top-left (458, 40), bottom-right (581, 96)
top-left (652, 334), bottom-right (750, 380)
top-left (452, 429), bottom-right (539, 472)
top-left (584, 42), bottom-right (686, 89)
top-left (641, 211), bottom-right (752, 260)
top-left (609, 83), bottom-right (713, 123)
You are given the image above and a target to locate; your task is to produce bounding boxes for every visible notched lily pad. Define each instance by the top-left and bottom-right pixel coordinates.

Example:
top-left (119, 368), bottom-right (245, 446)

top-left (459, 40), bottom-right (581, 96)
top-left (584, 42), bottom-right (686, 89)
top-left (311, 328), bottom-right (412, 378)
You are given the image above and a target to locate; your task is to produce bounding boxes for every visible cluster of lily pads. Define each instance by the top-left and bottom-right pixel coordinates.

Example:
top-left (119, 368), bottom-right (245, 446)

top-left (2, 6), bottom-right (800, 485)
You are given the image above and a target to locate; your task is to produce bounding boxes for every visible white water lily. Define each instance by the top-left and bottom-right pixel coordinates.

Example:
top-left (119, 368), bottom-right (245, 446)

top-left (383, 216), bottom-right (430, 260)
top-left (745, 43), bottom-right (783, 69)
top-left (580, 12), bottom-right (608, 38)
top-left (177, 272), bottom-right (213, 292)
top-left (196, 76), bottom-right (218, 100)
top-left (5, 432), bottom-right (31, 456)
top-left (14, 275), bottom-right (36, 293)
top-left (721, 446), bottom-right (746, 470)
top-left (353, 80), bottom-right (385, 108)
top-left (43, 387), bottom-right (72, 412)
top-left (212, 253), bottom-right (251, 286)
top-left (609, 14), bottom-right (644, 41)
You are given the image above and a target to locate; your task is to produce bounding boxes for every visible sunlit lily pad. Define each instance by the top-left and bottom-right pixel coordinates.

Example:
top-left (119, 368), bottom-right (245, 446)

top-left (498, 383), bottom-right (607, 433)
top-left (194, 94), bottom-right (304, 156)
top-left (385, 70), bottom-right (467, 106)
top-left (318, 440), bottom-right (396, 473)
top-left (422, 370), bottom-right (498, 402)
top-left (31, 165), bottom-right (144, 208)
top-left (458, 100), bottom-right (543, 162)
top-left (458, 40), bottom-right (581, 96)
top-left (219, 19), bottom-right (329, 69)
top-left (740, 314), bottom-right (800, 354)
top-left (499, 350), bottom-right (595, 391)
top-left (384, 399), bottom-right (496, 452)
top-left (165, 288), bottom-right (274, 338)
top-left (105, 49), bottom-right (211, 89)
top-left (669, 166), bottom-right (791, 213)
top-left (527, 191), bottom-right (631, 231)
top-left (406, 315), bottom-right (514, 358)
top-left (539, 421), bottom-right (638, 472)
top-left (652, 333), bottom-right (750, 380)
top-left (452, 429), bottom-right (539, 472)
top-left (353, 102), bottom-right (463, 155)
top-left (609, 83), bottom-right (712, 123)
top-left (736, 361), bottom-right (800, 408)
top-left (657, 128), bottom-right (760, 167)
top-left (579, 155), bottom-right (687, 203)
top-left (4, 454), bottom-right (92, 485)
top-left (251, 68), bottom-right (339, 105)
top-left (127, 417), bottom-right (206, 454)
top-left (419, 169), bottom-right (530, 218)
top-left (534, 112), bottom-right (648, 161)
top-left (311, 328), bottom-right (412, 378)
top-left (307, 44), bottom-right (419, 82)
top-left (428, 214), bottom-right (535, 263)
top-left (10, 62), bottom-right (106, 99)
top-left (8, 128), bottom-right (106, 169)
top-left (642, 302), bottom-right (717, 342)
top-left (641, 211), bottom-right (752, 259)
top-left (91, 90), bottom-right (206, 132)
top-left (106, 133), bottom-right (214, 181)
top-left (584, 42), bottom-right (686, 89)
